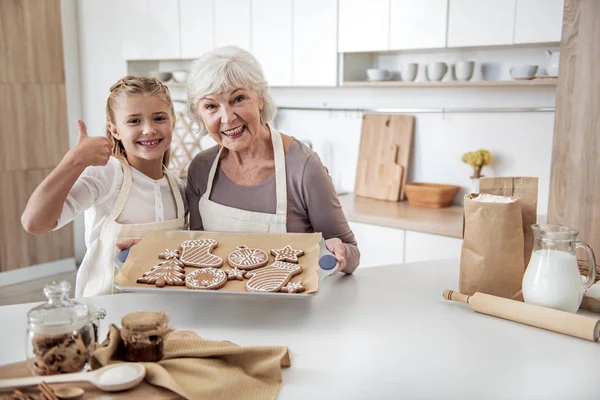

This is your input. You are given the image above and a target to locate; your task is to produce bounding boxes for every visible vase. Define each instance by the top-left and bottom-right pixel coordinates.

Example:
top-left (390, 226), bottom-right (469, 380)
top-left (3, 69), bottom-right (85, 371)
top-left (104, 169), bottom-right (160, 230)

top-left (470, 177), bottom-right (481, 194)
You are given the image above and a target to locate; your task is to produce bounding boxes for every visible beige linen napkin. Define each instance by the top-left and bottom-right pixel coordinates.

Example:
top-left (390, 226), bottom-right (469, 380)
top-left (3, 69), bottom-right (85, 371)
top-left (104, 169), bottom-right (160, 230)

top-left (92, 325), bottom-right (292, 400)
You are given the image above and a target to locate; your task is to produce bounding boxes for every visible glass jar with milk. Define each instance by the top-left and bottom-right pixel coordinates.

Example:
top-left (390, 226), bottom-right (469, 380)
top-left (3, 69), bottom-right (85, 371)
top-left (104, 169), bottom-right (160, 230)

top-left (522, 224), bottom-right (597, 313)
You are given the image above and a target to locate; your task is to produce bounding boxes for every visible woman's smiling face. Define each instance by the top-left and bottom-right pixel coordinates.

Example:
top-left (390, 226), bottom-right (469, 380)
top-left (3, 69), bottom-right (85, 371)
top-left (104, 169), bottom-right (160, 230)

top-left (198, 87), bottom-right (264, 152)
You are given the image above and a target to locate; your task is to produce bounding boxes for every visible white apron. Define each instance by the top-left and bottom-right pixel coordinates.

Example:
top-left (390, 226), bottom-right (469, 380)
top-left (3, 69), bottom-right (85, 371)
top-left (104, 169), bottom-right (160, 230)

top-left (75, 159), bottom-right (186, 298)
top-left (198, 125), bottom-right (287, 233)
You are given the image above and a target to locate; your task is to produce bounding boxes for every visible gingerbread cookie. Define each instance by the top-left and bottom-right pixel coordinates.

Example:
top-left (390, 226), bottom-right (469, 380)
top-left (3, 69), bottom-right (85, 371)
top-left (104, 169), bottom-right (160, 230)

top-left (179, 239), bottom-right (223, 268)
top-left (227, 245), bottom-right (269, 270)
top-left (245, 261), bottom-right (303, 292)
top-left (281, 281), bottom-right (305, 294)
top-left (270, 245), bottom-right (304, 263)
top-left (227, 267), bottom-right (245, 281)
top-left (137, 260), bottom-right (185, 287)
top-left (159, 248), bottom-right (180, 260)
top-left (185, 268), bottom-right (227, 290)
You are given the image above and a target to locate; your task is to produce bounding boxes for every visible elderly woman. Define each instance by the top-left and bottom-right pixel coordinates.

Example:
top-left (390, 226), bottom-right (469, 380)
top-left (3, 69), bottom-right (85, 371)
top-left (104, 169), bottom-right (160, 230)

top-left (185, 46), bottom-right (359, 274)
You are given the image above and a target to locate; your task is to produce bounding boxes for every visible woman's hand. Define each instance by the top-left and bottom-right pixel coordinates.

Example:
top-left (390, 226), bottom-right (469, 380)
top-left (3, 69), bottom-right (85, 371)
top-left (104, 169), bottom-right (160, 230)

top-left (325, 237), bottom-right (347, 274)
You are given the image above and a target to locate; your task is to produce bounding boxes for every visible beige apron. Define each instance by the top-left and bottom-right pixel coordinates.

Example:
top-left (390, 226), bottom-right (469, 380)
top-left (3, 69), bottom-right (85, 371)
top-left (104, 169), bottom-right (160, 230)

top-left (198, 125), bottom-right (287, 233)
top-left (75, 159), bottom-right (186, 298)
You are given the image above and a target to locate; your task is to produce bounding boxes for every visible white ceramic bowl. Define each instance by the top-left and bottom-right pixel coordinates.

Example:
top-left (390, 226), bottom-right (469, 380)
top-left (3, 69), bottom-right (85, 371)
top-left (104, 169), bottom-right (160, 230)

top-left (149, 71), bottom-right (173, 82)
top-left (455, 61), bottom-right (475, 81)
top-left (172, 70), bottom-right (189, 83)
top-left (426, 62), bottom-right (447, 81)
top-left (510, 65), bottom-right (538, 80)
top-left (366, 69), bottom-right (392, 81)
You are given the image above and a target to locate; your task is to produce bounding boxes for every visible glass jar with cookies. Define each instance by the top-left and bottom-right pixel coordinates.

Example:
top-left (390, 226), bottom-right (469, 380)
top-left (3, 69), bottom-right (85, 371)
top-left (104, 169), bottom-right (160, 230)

top-left (25, 281), bottom-right (95, 376)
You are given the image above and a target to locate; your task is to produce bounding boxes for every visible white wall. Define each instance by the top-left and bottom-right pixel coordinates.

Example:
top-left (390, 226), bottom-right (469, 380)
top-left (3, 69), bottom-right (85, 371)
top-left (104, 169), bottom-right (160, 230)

top-left (74, 0), bottom-right (127, 263)
top-left (270, 84), bottom-right (555, 216)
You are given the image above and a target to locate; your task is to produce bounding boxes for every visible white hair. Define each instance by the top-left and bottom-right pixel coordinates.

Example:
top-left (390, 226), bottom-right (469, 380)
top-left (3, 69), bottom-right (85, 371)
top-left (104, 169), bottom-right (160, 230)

top-left (186, 46), bottom-right (277, 135)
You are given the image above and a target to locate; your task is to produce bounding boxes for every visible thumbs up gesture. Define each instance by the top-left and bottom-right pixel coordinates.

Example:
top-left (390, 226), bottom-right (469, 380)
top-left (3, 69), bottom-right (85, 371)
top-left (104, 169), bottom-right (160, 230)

top-left (72, 120), bottom-right (113, 167)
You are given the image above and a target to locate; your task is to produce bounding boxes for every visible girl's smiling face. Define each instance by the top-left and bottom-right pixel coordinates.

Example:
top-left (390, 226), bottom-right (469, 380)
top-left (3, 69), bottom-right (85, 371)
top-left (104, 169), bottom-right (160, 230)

top-left (109, 94), bottom-right (174, 167)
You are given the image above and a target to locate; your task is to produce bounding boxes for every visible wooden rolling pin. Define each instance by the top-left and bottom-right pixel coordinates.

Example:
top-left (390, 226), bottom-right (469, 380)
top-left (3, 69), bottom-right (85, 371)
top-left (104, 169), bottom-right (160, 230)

top-left (443, 289), bottom-right (600, 342)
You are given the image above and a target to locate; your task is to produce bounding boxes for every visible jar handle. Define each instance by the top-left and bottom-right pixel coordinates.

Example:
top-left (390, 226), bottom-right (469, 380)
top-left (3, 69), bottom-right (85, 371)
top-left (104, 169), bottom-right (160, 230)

top-left (576, 241), bottom-right (597, 289)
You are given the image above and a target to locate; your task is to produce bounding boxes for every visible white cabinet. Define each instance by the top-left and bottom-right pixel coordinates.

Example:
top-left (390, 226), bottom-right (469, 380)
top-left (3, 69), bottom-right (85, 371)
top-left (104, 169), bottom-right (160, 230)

top-left (404, 231), bottom-right (463, 264)
top-left (349, 222), bottom-right (405, 268)
top-left (514, 0), bottom-right (563, 44)
top-left (292, 0), bottom-right (338, 86)
top-left (447, 0), bottom-right (516, 47)
top-left (180, 0), bottom-right (214, 59)
top-left (214, 0), bottom-right (251, 51)
top-left (252, 0), bottom-right (292, 86)
top-left (121, 0), bottom-right (181, 60)
top-left (390, 0), bottom-right (448, 50)
top-left (338, 0), bottom-right (389, 52)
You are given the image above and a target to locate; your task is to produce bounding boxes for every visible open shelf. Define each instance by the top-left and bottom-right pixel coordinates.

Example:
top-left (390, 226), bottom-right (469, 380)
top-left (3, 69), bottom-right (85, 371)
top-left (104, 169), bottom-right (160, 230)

top-left (342, 78), bottom-right (558, 88)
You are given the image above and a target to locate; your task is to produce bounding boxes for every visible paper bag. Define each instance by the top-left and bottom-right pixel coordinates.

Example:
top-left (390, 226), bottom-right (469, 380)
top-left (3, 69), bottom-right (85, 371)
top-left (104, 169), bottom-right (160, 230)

top-left (479, 177), bottom-right (538, 267)
top-left (460, 194), bottom-right (525, 299)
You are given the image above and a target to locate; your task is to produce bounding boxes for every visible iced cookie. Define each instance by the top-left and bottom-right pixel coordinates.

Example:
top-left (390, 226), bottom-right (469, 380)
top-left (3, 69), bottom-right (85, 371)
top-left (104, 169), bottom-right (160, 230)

top-left (159, 248), bottom-right (180, 260)
top-left (227, 267), bottom-right (245, 281)
top-left (179, 239), bottom-right (223, 268)
top-left (137, 260), bottom-right (186, 287)
top-left (185, 268), bottom-right (227, 290)
top-left (281, 281), bottom-right (305, 294)
top-left (270, 245), bottom-right (304, 263)
top-left (245, 261), bottom-right (303, 292)
top-left (227, 245), bottom-right (269, 270)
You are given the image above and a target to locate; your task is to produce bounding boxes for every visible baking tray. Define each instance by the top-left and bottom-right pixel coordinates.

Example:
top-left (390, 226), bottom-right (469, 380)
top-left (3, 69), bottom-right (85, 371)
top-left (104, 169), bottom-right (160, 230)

top-left (114, 231), bottom-right (339, 298)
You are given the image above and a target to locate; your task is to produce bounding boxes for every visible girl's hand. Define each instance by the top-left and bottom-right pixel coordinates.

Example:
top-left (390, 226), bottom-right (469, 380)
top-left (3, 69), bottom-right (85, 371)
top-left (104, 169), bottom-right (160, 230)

top-left (325, 237), bottom-right (347, 274)
top-left (70, 120), bottom-right (113, 167)
top-left (116, 238), bottom-right (140, 251)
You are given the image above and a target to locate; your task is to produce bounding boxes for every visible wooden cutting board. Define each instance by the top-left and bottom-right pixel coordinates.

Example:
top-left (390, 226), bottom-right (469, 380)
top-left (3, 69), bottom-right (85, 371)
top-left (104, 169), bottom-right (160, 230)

top-left (354, 114), bottom-right (415, 201)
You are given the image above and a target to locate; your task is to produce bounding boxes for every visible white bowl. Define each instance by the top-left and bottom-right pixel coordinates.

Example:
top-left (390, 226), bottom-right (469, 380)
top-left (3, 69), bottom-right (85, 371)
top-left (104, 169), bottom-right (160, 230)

top-left (149, 70), bottom-right (172, 82)
top-left (510, 65), bottom-right (538, 80)
top-left (172, 70), bottom-right (189, 83)
top-left (455, 61), bottom-right (475, 81)
top-left (426, 62), bottom-right (447, 81)
top-left (366, 69), bottom-right (392, 81)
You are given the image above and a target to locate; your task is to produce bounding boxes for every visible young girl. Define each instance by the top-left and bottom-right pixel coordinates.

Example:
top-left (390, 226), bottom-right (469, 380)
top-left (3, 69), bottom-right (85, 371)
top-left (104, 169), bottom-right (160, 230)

top-left (21, 76), bottom-right (187, 297)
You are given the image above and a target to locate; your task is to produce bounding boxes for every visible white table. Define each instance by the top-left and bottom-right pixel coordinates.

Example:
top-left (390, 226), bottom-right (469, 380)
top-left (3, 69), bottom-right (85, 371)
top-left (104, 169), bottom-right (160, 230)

top-left (1, 260), bottom-right (599, 399)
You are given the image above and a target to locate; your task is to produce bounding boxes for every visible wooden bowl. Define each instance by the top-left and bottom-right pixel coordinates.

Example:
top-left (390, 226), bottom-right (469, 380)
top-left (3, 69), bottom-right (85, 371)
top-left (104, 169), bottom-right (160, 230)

top-left (404, 182), bottom-right (460, 208)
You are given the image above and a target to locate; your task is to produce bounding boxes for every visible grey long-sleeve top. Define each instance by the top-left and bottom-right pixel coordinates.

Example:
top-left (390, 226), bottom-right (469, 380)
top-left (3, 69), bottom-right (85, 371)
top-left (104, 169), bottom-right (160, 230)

top-left (186, 138), bottom-right (360, 274)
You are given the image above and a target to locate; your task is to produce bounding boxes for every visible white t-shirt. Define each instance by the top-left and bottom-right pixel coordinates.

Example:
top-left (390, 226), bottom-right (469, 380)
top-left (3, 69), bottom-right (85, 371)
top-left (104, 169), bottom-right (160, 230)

top-left (55, 157), bottom-right (187, 250)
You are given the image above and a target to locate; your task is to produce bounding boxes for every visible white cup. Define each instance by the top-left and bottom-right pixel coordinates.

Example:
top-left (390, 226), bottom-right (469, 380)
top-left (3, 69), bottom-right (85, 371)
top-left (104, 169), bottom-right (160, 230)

top-left (426, 62), bottom-right (448, 81)
top-left (366, 69), bottom-right (392, 81)
top-left (402, 63), bottom-right (418, 81)
top-left (455, 61), bottom-right (475, 81)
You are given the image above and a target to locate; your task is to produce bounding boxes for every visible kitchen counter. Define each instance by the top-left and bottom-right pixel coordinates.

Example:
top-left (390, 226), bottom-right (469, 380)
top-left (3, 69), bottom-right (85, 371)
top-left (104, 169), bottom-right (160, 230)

top-left (0, 260), bottom-right (598, 399)
top-left (339, 194), bottom-right (464, 238)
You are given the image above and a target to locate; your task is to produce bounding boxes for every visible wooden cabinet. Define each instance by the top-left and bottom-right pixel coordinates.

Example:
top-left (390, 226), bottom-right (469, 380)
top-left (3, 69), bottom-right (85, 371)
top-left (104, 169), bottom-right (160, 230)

top-left (252, 0), bottom-right (292, 86)
top-left (349, 222), bottom-right (405, 268)
top-left (180, 0), bottom-right (214, 59)
top-left (292, 0), bottom-right (338, 86)
top-left (214, 0), bottom-right (251, 51)
top-left (121, 0), bottom-right (181, 60)
top-left (447, 0), bottom-right (516, 47)
top-left (514, 0), bottom-right (563, 44)
top-left (404, 231), bottom-right (463, 264)
top-left (338, 0), bottom-right (389, 52)
top-left (390, 0), bottom-right (448, 50)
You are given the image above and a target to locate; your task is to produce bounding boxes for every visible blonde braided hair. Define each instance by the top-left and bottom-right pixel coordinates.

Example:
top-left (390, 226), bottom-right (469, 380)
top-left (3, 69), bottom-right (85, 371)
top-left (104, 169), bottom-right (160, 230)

top-left (106, 75), bottom-right (175, 167)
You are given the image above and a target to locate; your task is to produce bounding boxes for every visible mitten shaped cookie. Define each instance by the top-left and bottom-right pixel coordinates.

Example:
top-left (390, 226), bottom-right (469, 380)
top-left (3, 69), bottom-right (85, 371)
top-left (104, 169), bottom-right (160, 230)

top-left (179, 239), bottom-right (223, 268)
top-left (245, 261), bottom-right (303, 292)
